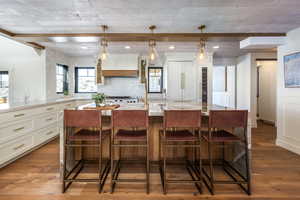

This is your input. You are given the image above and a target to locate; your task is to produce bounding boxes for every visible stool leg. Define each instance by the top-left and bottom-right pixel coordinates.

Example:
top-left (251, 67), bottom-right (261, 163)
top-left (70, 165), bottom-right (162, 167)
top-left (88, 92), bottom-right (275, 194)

top-left (245, 142), bottom-right (251, 195)
top-left (98, 135), bottom-right (103, 193)
top-left (163, 138), bottom-right (167, 195)
top-left (146, 130), bottom-right (150, 194)
top-left (110, 137), bottom-right (114, 193)
top-left (198, 133), bottom-right (203, 193)
top-left (208, 141), bottom-right (214, 195)
top-left (62, 142), bottom-right (67, 193)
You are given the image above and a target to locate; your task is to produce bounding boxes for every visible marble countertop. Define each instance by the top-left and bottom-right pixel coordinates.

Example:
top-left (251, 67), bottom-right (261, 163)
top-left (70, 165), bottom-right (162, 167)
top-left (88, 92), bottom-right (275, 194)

top-left (77, 101), bottom-right (234, 117)
top-left (0, 97), bottom-right (91, 114)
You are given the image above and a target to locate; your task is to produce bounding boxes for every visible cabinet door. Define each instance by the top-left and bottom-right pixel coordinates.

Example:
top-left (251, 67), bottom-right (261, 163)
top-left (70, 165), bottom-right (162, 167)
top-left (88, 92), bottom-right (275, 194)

top-left (167, 61), bottom-right (182, 101)
top-left (167, 61), bottom-right (196, 101)
top-left (181, 61), bottom-right (197, 101)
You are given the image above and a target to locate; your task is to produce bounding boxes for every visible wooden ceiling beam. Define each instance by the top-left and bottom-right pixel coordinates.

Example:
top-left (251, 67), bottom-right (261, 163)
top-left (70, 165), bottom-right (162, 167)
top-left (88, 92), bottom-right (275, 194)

top-left (0, 28), bottom-right (15, 37)
top-left (0, 28), bottom-right (45, 49)
top-left (13, 32), bottom-right (286, 42)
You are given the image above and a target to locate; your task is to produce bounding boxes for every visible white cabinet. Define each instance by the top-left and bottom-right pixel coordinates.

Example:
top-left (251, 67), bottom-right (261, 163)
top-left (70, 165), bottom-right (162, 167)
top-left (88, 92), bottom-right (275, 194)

top-left (167, 61), bottom-right (197, 101)
top-left (0, 100), bottom-right (77, 167)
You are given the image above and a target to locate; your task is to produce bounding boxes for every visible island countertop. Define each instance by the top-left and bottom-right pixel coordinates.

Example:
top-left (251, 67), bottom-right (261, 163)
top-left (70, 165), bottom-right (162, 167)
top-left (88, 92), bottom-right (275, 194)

top-left (77, 101), bottom-right (237, 117)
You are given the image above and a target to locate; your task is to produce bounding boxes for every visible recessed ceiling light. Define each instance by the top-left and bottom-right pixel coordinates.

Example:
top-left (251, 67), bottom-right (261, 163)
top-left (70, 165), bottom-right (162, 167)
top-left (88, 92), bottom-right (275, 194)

top-left (51, 37), bottom-right (68, 43)
top-left (169, 45), bottom-right (175, 50)
top-left (125, 46), bottom-right (131, 49)
top-left (213, 45), bottom-right (220, 49)
top-left (81, 46), bottom-right (88, 49)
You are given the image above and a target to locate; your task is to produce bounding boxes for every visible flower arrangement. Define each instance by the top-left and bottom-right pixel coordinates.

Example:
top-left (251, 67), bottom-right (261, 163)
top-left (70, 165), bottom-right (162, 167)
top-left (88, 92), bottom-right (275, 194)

top-left (92, 93), bottom-right (106, 107)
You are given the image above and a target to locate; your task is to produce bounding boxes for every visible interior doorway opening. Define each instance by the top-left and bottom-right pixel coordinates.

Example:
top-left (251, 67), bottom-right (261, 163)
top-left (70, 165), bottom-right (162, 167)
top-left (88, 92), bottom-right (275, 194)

top-left (256, 59), bottom-right (277, 126)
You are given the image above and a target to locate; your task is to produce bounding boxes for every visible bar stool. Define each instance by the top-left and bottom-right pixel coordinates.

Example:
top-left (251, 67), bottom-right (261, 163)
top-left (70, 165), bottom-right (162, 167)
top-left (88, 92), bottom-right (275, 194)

top-left (110, 109), bottom-right (149, 193)
top-left (202, 110), bottom-right (251, 195)
top-left (159, 110), bottom-right (203, 194)
top-left (62, 110), bottom-right (110, 193)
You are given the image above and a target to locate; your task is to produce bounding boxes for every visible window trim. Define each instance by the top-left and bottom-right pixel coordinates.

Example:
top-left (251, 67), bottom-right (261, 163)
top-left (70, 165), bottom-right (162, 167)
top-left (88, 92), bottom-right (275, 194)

top-left (74, 67), bottom-right (97, 94)
top-left (56, 64), bottom-right (69, 94)
top-left (148, 66), bottom-right (163, 94)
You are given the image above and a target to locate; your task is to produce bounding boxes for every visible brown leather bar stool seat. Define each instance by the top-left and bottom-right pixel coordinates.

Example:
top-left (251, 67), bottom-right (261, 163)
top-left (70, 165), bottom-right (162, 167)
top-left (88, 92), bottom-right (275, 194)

top-left (115, 129), bottom-right (147, 141)
top-left (159, 110), bottom-right (203, 195)
top-left (69, 129), bottom-right (110, 141)
top-left (62, 110), bottom-right (111, 193)
top-left (202, 130), bottom-right (240, 142)
top-left (202, 110), bottom-right (251, 195)
top-left (159, 130), bottom-right (197, 141)
top-left (110, 109), bottom-right (150, 194)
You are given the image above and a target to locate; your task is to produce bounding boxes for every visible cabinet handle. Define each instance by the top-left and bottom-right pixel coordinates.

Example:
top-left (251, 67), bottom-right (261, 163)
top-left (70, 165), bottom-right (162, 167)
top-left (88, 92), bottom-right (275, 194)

top-left (46, 131), bottom-right (54, 135)
top-left (46, 107), bottom-right (54, 111)
top-left (45, 118), bottom-right (53, 121)
top-left (14, 113), bottom-right (25, 118)
top-left (14, 127), bottom-right (25, 132)
top-left (13, 144), bottom-right (25, 150)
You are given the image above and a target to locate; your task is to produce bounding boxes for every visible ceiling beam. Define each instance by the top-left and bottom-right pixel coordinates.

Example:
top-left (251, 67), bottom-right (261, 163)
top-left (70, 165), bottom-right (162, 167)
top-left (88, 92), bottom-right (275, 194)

top-left (0, 28), bottom-right (15, 37)
top-left (13, 32), bottom-right (286, 42)
top-left (0, 28), bottom-right (45, 49)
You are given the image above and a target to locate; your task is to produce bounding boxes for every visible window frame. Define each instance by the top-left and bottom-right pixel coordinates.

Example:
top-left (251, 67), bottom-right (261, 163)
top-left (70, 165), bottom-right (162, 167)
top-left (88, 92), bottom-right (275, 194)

top-left (74, 67), bottom-right (97, 94)
top-left (148, 66), bottom-right (163, 93)
top-left (56, 64), bottom-right (69, 94)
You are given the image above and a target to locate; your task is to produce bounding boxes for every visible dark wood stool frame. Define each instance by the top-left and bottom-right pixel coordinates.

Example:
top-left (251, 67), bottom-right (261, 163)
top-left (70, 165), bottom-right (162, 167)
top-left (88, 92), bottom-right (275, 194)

top-left (62, 110), bottom-right (110, 193)
top-left (110, 109), bottom-right (150, 194)
top-left (159, 110), bottom-right (203, 195)
top-left (202, 110), bottom-right (251, 195)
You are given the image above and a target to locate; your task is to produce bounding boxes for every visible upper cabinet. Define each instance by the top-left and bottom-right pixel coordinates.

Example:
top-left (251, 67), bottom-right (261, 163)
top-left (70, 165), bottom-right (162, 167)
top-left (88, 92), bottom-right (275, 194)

top-left (102, 54), bottom-right (139, 70)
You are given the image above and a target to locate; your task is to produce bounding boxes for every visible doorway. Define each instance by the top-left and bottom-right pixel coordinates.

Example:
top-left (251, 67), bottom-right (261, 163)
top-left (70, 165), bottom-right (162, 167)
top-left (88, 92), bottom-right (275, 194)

top-left (256, 59), bottom-right (277, 125)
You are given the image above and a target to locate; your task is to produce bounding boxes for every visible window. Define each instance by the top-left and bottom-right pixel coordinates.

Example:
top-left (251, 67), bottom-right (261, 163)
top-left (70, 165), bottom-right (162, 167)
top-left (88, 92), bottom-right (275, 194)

top-left (148, 67), bottom-right (163, 93)
top-left (75, 67), bottom-right (97, 93)
top-left (0, 71), bottom-right (9, 104)
top-left (56, 64), bottom-right (69, 94)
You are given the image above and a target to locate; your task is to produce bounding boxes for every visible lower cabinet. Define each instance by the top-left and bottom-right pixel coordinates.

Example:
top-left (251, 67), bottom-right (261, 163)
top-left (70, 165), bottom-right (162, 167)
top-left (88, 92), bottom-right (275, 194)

top-left (0, 135), bottom-right (34, 164)
top-left (0, 100), bottom-right (78, 168)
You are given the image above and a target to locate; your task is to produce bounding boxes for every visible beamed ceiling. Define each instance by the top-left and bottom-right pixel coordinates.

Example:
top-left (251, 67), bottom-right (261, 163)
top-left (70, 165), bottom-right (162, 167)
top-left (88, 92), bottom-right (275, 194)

top-left (1, 0), bottom-right (299, 57)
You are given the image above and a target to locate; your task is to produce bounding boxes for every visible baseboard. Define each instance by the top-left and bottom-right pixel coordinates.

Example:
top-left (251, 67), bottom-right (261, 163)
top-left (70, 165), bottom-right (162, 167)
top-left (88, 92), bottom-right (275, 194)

top-left (276, 138), bottom-right (300, 155)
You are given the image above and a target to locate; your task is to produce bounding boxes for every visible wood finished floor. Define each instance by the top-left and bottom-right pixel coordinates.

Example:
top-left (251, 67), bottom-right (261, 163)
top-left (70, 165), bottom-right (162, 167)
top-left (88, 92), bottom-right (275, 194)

top-left (1, 122), bottom-right (300, 200)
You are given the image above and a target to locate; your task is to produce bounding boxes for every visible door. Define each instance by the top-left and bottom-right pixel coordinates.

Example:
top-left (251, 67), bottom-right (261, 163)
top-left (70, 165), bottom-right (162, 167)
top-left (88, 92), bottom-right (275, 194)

top-left (167, 61), bottom-right (196, 101)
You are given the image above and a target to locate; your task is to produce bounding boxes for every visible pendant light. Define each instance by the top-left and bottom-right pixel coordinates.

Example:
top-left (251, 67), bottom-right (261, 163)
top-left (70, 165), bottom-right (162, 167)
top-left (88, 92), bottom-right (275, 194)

top-left (148, 25), bottom-right (157, 61)
top-left (198, 25), bottom-right (206, 60)
top-left (99, 25), bottom-right (108, 60)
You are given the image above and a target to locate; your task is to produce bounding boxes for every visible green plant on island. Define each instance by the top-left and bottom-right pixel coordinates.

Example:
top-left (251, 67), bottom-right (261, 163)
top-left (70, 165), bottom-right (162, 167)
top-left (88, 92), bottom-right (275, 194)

top-left (63, 90), bottom-right (69, 96)
top-left (92, 93), bottom-right (106, 107)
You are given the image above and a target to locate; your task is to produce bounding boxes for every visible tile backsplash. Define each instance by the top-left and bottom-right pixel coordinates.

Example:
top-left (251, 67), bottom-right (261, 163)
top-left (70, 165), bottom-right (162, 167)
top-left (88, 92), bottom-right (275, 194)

top-left (97, 77), bottom-right (145, 97)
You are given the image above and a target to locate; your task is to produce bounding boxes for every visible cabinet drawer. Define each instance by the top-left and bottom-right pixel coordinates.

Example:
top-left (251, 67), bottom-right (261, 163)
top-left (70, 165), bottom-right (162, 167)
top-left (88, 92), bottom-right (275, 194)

top-left (34, 113), bottom-right (57, 130)
top-left (0, 135), bottom-right (34, 164)
top-left (0, 120), bottom-right (34, 144)
top-left (34, 125), bottom-right (59, 145)
top-left (0, 109), bottom-right (38, 124)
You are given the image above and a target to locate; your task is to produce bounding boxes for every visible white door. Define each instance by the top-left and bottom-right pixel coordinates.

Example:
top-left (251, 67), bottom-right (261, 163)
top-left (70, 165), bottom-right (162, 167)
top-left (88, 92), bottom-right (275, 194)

top-left (167, 61), bottom-right (196, 101)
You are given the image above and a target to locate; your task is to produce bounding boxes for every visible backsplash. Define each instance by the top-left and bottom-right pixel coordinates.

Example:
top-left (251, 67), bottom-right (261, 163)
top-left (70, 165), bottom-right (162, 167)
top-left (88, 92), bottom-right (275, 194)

top-left (97, 77), bottom-right (145, 97)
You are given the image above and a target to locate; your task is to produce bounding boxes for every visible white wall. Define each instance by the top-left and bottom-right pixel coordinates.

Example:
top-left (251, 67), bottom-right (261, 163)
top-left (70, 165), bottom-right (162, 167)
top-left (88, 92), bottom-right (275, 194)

top-left (213, 66), bottom-right (236, 108)
top-left (236, 54), bottom-right (252, 111)
top-left (276, 27), bottom-right (300, 154)
top-left (0, 36), bottom-right (46, 103)
top-left (236, 52), bottom-right (277, 128)
top-left (45, 48), bottom-right (73, 100)
top-left (258, 60), bottom-right (277, 123)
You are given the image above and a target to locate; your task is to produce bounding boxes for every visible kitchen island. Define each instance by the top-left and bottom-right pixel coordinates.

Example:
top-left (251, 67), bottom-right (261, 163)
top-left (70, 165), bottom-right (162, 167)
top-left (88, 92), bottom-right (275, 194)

top-left (61, 101), bottom-right (251, 176)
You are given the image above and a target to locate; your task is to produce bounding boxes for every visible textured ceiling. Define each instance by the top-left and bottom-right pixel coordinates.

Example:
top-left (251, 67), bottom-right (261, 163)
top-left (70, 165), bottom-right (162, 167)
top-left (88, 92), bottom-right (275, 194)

top-left (0, 0), bottom-right (296, 57)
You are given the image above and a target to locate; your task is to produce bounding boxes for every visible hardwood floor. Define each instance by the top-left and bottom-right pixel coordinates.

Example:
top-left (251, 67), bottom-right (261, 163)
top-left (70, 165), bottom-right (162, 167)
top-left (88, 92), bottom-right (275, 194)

top-left (0, 122), bottom-right (300, 199)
